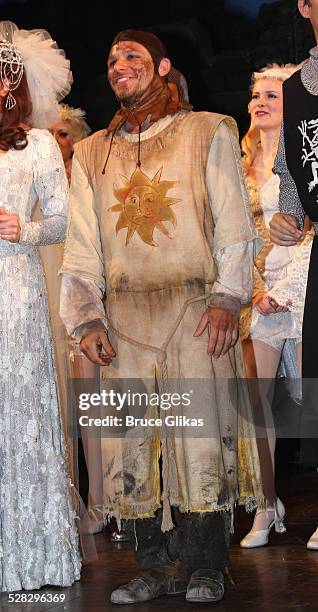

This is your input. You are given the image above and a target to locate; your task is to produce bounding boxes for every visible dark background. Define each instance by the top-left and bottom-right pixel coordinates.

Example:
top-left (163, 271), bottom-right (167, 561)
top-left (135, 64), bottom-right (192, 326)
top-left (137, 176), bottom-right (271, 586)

top-left (2, 0), bottom-right (316, 470)
top-left (0, 0), bottom-right (316, 136)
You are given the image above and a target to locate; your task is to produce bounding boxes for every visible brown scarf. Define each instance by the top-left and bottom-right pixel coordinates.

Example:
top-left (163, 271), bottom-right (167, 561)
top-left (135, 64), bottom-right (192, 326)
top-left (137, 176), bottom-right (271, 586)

top-left (103, 28), bottom-right (192, 173)
top-left (102, 75), bottom-right (192, 174)
top-left (107, 73), bottom-right (192, 134)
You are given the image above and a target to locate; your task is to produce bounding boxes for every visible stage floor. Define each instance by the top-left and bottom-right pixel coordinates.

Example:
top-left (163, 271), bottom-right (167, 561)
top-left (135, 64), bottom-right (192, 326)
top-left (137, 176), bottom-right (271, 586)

top-left (1, 468), bottom-right (317, 611)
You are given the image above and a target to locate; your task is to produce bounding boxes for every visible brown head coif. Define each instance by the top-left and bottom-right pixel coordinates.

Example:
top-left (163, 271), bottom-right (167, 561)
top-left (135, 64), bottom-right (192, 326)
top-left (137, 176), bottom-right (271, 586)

top-left (111, 29), bottom-right (168, 71)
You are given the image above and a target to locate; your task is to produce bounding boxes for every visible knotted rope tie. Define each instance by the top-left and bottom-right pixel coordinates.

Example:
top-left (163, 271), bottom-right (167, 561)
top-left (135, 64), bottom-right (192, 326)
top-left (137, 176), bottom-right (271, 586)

top-left (107, 291), bottom-right (210, 531)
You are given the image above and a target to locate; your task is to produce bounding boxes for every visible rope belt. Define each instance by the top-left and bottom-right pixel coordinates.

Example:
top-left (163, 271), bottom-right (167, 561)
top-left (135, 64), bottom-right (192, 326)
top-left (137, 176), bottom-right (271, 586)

top-left (107, 292), bottom-right (211, 531)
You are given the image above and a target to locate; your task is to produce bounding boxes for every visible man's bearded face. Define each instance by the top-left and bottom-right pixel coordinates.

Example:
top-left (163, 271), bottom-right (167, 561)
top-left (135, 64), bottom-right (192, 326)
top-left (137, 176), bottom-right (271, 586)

top-left (107, 41), bottom-right (155, 105)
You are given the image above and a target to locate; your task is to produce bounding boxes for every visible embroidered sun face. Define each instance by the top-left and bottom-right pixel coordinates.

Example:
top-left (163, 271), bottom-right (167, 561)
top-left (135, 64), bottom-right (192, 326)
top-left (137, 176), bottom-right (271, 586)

top-left (108, 167), bottom-right (181, 246)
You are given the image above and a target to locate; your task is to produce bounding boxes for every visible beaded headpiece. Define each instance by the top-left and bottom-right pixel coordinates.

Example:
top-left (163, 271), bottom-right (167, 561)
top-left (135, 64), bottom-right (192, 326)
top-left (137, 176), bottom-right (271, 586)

top-left (0, 40), bottom-right (24, 110)
top-left (0, 20), bottom-right (72, 127)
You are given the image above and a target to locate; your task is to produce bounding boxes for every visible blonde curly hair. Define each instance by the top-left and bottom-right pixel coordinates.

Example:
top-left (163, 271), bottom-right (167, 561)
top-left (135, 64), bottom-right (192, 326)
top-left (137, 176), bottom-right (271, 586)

top-left (58, 103), bottom-right (91, 143)
top-left (242, 63), bottom-right (301, 170)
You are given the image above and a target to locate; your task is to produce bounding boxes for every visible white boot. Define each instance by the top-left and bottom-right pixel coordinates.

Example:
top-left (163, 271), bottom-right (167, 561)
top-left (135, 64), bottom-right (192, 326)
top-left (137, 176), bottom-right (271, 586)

top-left (240, 498), bottom-right (286, 548)
top-left (307, 527), bottom-right (318, 550)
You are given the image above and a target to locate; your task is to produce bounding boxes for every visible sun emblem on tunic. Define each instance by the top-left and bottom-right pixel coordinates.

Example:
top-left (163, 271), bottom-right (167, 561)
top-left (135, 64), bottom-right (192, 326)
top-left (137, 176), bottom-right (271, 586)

top-left (108, 166), bottom-right (181, 246)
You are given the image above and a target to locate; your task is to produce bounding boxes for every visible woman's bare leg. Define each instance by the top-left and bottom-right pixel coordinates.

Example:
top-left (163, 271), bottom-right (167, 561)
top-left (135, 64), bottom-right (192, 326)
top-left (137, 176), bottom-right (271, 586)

top-left (73, 354), bottom-right (103, 509)
top-left (243, 339), bottom-right (282, 477)
top-left (243, 338), bottom-right (282, 510)
top-left (296, 342), bottom-right (302, 374)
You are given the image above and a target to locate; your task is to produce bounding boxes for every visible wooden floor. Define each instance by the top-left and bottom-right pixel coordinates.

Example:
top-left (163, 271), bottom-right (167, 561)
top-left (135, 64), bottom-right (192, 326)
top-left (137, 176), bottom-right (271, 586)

top-left (1, 468), bottom-right (317, 612)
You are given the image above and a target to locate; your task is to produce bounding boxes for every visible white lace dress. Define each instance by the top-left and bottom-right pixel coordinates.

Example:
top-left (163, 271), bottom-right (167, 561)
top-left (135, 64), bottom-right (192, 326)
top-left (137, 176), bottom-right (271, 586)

top-left (0, 129), bottom-right (81, 592)
top-left (246, 174), bottom-right (311, 349)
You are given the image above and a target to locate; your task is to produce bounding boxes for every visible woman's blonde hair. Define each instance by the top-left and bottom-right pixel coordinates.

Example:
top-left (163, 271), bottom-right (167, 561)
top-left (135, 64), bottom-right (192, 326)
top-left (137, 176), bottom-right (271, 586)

top-left (241, 63), bottom-right (300, 170)
top-left (58, 103), bottom-right (91, 143)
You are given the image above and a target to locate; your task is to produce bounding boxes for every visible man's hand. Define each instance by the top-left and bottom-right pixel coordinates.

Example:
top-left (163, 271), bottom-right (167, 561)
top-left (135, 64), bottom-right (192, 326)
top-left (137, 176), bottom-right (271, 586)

top-left (0, 208), bottom-right (21, 242)
top-left (80, 331), bottom-right (116, 366)
top-left (253, 291), bottom-right (289, 315)
top-left (269, 212), bottom-right (304, 246)
top-left (194, 307), bottom-right (238, 358)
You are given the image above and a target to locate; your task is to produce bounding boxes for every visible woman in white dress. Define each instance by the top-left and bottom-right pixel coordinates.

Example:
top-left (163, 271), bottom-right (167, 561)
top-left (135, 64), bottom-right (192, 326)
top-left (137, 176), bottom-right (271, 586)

top-left (239, 63), bottom-right (314, 548)
top-left (0, 21), bottom-right (81, 591)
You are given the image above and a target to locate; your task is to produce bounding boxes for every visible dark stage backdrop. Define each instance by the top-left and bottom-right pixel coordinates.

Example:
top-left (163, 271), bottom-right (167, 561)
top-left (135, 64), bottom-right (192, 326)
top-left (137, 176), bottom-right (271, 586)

top-left (1, 0), bottom-right (316, 468)
top-left (0, 0), bottom-right (315, 135)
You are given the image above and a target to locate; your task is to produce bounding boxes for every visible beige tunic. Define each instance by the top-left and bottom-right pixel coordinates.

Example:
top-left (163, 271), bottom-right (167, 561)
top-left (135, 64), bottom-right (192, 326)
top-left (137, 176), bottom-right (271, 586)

top-left (60, 111), bottom-right (263, 525)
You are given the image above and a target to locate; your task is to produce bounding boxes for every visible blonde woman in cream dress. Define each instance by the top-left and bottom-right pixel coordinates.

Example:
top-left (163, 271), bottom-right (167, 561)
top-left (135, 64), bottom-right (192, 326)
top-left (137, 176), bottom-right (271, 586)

top-left (240, 64), bottom-right (313, 549)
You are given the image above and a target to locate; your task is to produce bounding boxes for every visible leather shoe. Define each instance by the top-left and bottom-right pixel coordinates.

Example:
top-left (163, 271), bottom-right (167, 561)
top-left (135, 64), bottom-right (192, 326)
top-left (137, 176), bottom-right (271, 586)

top-left (167, 562), bottom-right (191, 594)
top-left (240, 498), bottom-right (286, 548)
top-left (186, 568), bottom-right (224, 603)
top-left (110, 563), bottom-right (188, 604)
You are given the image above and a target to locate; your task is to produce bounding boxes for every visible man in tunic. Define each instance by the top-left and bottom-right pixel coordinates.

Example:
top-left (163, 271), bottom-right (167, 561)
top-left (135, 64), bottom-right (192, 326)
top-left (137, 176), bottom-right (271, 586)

top-left (60, 29), bottom-right (263, 603)
top-left (269, 0), bottom-right (318, 549)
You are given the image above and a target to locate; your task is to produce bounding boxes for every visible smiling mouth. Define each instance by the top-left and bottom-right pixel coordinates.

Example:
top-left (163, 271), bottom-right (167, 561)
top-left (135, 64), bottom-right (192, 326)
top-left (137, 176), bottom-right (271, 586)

top-left (255, 111), bottom-right (269, 117)
top-left (115, 76), bottom-right (134, 85)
